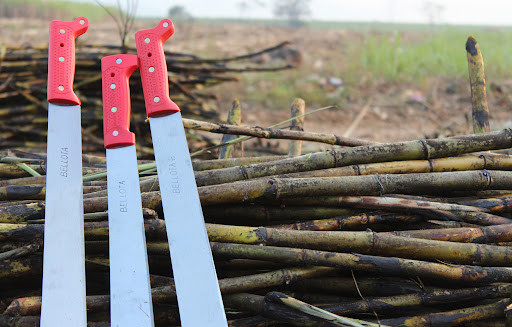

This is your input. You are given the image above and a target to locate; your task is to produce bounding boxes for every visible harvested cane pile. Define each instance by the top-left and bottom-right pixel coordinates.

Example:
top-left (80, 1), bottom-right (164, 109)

top-left (0, 40), bottom-right (294, 156)
top-left (2, 36), bottom-right (512, 326)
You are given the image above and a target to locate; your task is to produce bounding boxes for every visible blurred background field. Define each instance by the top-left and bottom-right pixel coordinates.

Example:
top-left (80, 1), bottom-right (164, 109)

top-left (2, 0), bottom-right (512, 144)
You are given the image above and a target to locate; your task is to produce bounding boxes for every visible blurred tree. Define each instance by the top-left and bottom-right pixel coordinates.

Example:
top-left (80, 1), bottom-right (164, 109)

top-left (422, 1), bottom-right (444, 26)
top-left (237, 0), bottom-right (265, 19)
top-left (273, 0), bottom-right (311, 27)
top-left (95, 0), bottom-right (138, 52)
top-left (168, 5), bottom-right (193, 22)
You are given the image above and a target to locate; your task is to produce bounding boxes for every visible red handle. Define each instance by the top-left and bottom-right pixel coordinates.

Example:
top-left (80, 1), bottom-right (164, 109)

top-left (47, 17), bottom-right (89, 105)
top-left (102, 54), bottom-right (139, 149)
top-left (135, 19), bottom-right (180, 117)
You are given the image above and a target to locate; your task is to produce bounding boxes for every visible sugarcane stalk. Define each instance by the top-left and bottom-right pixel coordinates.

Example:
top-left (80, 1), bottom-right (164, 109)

top-left (219, 99), bottom-right (243, 159)
top-left (292, 276), bottom-right (426, 296)
top-left (466, 36), bottom-right (490, 133)
top-left (322, 283), bottom-right (512, 316)
top-left (0, 175), bottom-right (46, 187)
top-left (458, 195), bottom-right (512, 213)
top-left (0, 255), bottom-right (41, 279)
top-left (276, 154), bottom-right (512, 179)
top-left (3, 266), bottom-right (333, 316)
top-left (378, 298), bottom-right (511, 326)
top-left (207, 224), bottom-right (512, 266)
top-left (343, 98), bottom-right (372, 138)
top-left (210, 242), bottom-right (512, 283)
top-left (437, 209), bottom-right (512, 226)
top-left (0, 239), bottom-right (42, 261)
top-left (288, 98), bottom-right (306, 156)
top-left (281, 195), bottom-right (486, 213)
top-left (265, 292), bottom-right (381, 327)
top-left (198, 171), bottom-right (512, 205)
top-left (385, 223), bottom-right (512, 243)
top-left (195, 129), bottom-right (512, 186)
top-left (204, 205), bottom-right (356, 223)
top-left (0, 184), bottom-right (104, 201)
top-left (193, 155), bottom-right (292, 171)
top-left (0, 315), bottom-right (40, 327)
top-left (271, 213), bottom-right (424, 231)
top-left (0, 202), bottom-right (44, 223)
top-left (220, 267), bottom-right (336, 294)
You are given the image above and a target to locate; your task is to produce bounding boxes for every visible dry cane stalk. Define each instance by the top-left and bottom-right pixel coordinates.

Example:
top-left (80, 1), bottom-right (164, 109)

top-left (466, 36), bottom-right (490, 134)
top-left (207, 224), bottom-right (512, 266)
top-left (211, 242), bottom-right (512, 284)
top-left (182, 117), bottom-right (374, 149)
top-left (219, 99), bottom-right (243, 159)
top-left (193, 154), bottom-right (293, 171)
top-left (288, 98), bottom-right (306, 156)
top-left (195, 129), bottom-right (512, 186)
top-left (198, 170), bottom-right (512, 205)
top-left (275, 154), bottom-right (512, 179)
top-left (3, 266), bottom-right (335, 316)
top-left (378, 298), bottom-right (511, 326)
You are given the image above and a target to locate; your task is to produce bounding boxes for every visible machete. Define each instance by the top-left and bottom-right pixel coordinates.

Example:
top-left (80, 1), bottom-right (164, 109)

top-left (102, 54), bottom-right (155, 326)
top-left (41, 17), bottom-right (89, 326)
top-left (135, 19), bottom-right (228, 326)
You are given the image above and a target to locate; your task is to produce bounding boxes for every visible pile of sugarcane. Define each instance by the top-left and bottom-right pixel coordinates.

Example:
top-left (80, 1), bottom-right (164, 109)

top-left (0, 41), bottom-right (294, 156)
top-left (2, 35), bottom-right (512, 327)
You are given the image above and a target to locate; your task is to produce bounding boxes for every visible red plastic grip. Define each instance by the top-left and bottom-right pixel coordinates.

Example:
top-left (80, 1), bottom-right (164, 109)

top-left (135, 19), bottom-right (180, 117)
top-left (102, 55), bottom-right (139, 149)
top-left (47, 17), bottom-right (89, 105)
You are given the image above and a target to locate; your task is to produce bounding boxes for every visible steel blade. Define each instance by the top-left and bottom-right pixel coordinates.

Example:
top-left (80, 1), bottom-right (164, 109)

top-left (41, 103), bottom-right (86, 326)
top-left (107, 145), bottom-right (154, 326)
top-left (149, 112), bottom-right (227, 327)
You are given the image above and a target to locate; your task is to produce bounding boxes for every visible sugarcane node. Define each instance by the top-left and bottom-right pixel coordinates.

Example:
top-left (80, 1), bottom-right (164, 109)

top-left (264, 291), bottom-right (288, 304)
top-left (256, 226), bottom-right (268, 243)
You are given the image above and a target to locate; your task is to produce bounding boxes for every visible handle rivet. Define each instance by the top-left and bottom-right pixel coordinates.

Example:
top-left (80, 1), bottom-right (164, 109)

top-left (154, 96), bottom-right (160, 103)
top-left (112, 130), bottom-right (119, 136)
top-left (111, 107), bottom-right (117, 113)
top-left (149, 67), bottom-right (155, 72)
top-left (58, 85), bottom-right (64, 91)
top-left (110, 84), bottom-right (116, 89)
top-left (58, 57), bottom-right (65, 62)
top-left (163, 22), bottom-right (169, 27)
top-left (144, 38), bottom-right (150, 43)
top-left (79, 19), bottom-right (85, 25)
top-left (59, 29), bottom-right (65, 34)
top-left (116, 58), bottom-right (122, 64)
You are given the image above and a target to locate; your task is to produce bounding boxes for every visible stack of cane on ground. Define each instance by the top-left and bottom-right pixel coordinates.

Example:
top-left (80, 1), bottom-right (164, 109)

top-left (0, 41), bottom-right (294, 156)
top-left (2, 37), bottom-right (512, 326)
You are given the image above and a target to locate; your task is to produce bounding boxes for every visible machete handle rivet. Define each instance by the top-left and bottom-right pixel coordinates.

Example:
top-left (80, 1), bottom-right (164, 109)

top-left (163, 22), bottom-right (169, 27)
top-left (58, 85), bottom-right (64, 91)
top-left (149, 67), bottom-right (155, 72)
top-left (79, 19), bottom-right (85, 25)
top-left (110, 84), bottom-right (116, 89)
top-left (59, 29), bottom-right (65, 34)
top-left (154, 96), bottom-right (160, 103)
top-left (58, 57), bottom-right (64, 62)
top-left (112, 130), bottom-right (119, 136)
top-left (144, 38), bottom-right (150, 43)
top-left (111, 107), bottom-right (117, 113)
top-left (116, 58), bottom-right (122, 64)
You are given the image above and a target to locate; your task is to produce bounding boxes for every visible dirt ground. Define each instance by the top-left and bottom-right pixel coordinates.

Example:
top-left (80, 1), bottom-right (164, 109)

top-left (2, 17), bottom-right (511, 152)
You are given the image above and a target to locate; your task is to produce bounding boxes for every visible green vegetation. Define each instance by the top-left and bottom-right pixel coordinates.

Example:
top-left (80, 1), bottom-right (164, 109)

top-left (0, 0), bottom-right (112, 21)
top-left (347, 28), bottom-right (512, 82)
top-left (193, 17), bottom-right (512, 108)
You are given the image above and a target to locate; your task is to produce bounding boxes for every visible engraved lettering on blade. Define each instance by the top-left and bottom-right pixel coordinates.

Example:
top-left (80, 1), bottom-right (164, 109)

top-left (119, 180), bottom-right (128, 212)
top-left (59, 148), bottom-right (69, 177)
top-left (169, 156), bottom-right (180, 193)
